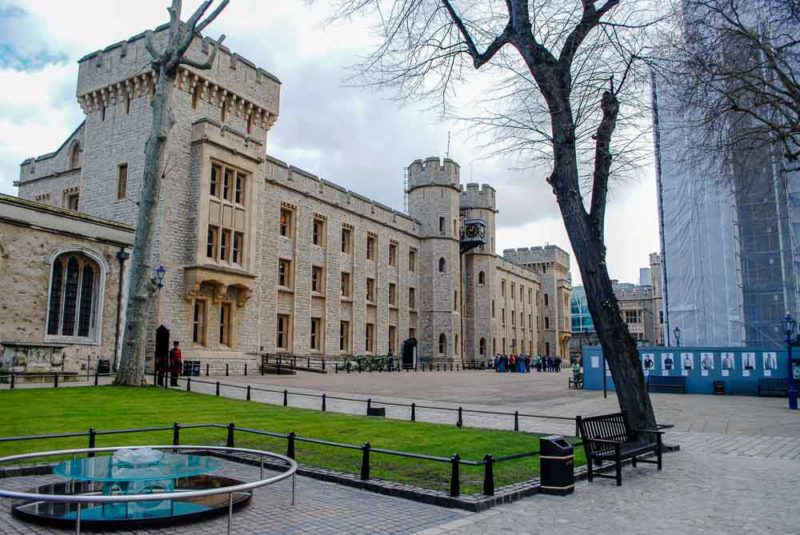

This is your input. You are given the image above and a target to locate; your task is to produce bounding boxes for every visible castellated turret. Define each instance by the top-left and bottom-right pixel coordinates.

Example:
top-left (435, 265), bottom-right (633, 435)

top-left (407, 157), bottom-right (460, 190)
top-left (407, 157), bottom-right (462, 364)
top-left (459, 183), bottom-right (496, 212)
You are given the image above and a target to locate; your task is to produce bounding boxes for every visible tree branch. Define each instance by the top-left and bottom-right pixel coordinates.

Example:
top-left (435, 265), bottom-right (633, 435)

top-left (145, 30), bottom-right (164, 62)
top-left (589, 89), bottom-right (620, 239)
top-left (441, 0), bottom-right (511, 69)
top-left (559, 0), bottom-right (620, 68)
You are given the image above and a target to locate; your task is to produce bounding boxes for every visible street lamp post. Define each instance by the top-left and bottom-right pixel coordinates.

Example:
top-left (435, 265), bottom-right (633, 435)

top-left (673, 326), bottom-right (681, 347)
top-left (782, 313), bottom-right (798, 410)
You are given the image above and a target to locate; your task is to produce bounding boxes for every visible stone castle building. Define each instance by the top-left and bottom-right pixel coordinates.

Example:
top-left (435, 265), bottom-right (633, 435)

top-left (7, 27), bottom-right (570, 373)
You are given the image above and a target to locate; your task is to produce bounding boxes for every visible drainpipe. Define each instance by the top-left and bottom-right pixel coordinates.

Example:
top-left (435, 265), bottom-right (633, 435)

top-left (113, 248), bottom-right (130, 372)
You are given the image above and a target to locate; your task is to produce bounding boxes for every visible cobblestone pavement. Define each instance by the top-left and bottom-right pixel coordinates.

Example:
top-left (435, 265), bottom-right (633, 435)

top-left (418, 434), bottom-right (800, 535)
top-left (0, 460), bottom-right (468, 535)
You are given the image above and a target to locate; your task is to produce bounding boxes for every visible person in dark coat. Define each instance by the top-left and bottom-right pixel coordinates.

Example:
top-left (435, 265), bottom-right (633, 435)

top-left (169, 341), bottom-right (182, 387)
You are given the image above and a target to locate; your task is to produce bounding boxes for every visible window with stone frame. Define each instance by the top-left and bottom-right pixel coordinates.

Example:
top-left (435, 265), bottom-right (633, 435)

top-left (310, 317), bottom-right (323, 351)
top-left (366, 277), bottom-right (376, 303)
top-left (479, 337), bottom-right (486, 356)
top-left (207, 162), bottom-right (248, 267)
top-left (339, 320), bottom-right (351, 351)
top-left (545, 316), bottom-right (550, 329)
top-left (388, 242), bottom-right (398, 267)
top-left (312, 217), bottom-right (326, 247)
top-left (46, 252), bottom-right (101, 341)
top-left (511, 282), bottom-right (515, 300)
top-left (478, 271), bottom-right (485, 285)
top-left (438, 257), bottom-right (446, 272)
top-left (389, 283), bottom-right (397, 307)
top-left (501, 279), bottom-right (506, 297)
top-left (365, 323), bottom-right (375, 353)
top-left (278, 259), bottom-right (292, 289)
top-left (408, 248), bottom-right (417, 272)
top-left (276, 314), bottom-right (291, 350)
top-left (341, 226), bottom-right (353, 254)
top-left (544, 293), bottom-right (549, 307)
top-left (366, 234), bottom-right (376, 260)
top-left (438, 333), bottom-right (447, 355)
top-left (492, 300), bottom-right (495, 318)
top-left (453, 290), bottom-right (458, 311)
top-left (388, 325), bottom-right (397, 354)
top-left (341, 272), bottom-right (351, 298)
top-left (280, 208), bottom-right (294, 238)
top-left (408, 287), bottom-right (416, 309)
top-left (624, 310), bottom-right (641, 324)
top-left (502, 308), bottom-right (506, 324)
top-left (312, 265), bottom-right (324, 294)
top-left (64, 191), bottom-right (79, 211)
top-left (192, 299), bottom-right (207, 346)
top-left (219, 302), bottom-right (233, 347)
top-left (117, 163), bottom-right (128, 200)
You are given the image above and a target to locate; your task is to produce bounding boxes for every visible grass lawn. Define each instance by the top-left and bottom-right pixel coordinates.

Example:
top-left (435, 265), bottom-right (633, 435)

top-left (0, 387), bottom-right (584, 494)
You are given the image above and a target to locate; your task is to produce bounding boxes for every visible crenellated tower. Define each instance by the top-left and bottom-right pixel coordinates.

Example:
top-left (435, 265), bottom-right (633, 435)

top-left (407, 157), bottom-right (462, 363)
top-left (460, 183), bottom-right (497, 361)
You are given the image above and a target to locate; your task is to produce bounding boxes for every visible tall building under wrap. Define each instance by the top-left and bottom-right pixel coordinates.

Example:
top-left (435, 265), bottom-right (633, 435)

top-left (653, 3), bottom-right (800, 348)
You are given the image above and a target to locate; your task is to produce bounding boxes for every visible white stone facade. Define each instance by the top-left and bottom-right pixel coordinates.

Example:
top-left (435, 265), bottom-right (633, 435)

top-left (15, 28), bottom-right (565, 369)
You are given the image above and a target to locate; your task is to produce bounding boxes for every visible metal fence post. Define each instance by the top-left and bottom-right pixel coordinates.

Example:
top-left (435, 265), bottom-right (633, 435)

top-left (206, 363), bottom-right (210, 376)
top-left (514, 411), bottom-right (519, 431)
top-left (186, 376), bottom-right (192, 392)
top-left (360, 442), bottom-right (371, 480)
top-left (367, 398), bottom-right (372, 411)
top-left (411, 403), bottom-right (416, 422)
top-left (244, 363), bottom-right (248, 376)
top-left (283, 389), bottom-right (288, 407)
top-left (287, 432), bottom-right (296, 459)
top-left (10, 374), bottom-right (14, 390)
top-left (246, 385), bottom-right (252, 401)
top-left (216, 381), bottom-right (220, 397)
top-left (483, 454), bottom-right (495, 495)
top-left (94, 370), bottom-right (99, 386)
top-left (88, 428), bottom-right (96, 458)
top-left (173, 422), bottom-right (181, 447)
top-left (450, 454), bottom-right (460, 497)
top-left (322, 394), bottom-right (327, 412)
top-left (54, 373), bottom-right (59, 388)
top-left (457, 407), bottom-right (463, 427)
top-left (225, 363), bottom-right (229, 376)
top-left (226, 423), bottom-right (236, 448)
top-left (322, 359), bottom-right (326, 371)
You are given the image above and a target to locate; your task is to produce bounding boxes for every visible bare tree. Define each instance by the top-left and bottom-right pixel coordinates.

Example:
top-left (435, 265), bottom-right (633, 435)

top-left (333, 0), bottom-right (662, 430)
top-left (116, 0), bottom-right (228, 386)
top-left (661, 0), bottom-right (800, 169)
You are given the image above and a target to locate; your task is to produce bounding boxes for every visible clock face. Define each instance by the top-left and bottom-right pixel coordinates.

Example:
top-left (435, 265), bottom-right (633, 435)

top-left (465, 224), bottom-right (480, 238)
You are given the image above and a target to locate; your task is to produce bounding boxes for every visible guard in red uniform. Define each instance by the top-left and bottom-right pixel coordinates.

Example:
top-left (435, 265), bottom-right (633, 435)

top-left (169, 341), bottom-right (182, 387)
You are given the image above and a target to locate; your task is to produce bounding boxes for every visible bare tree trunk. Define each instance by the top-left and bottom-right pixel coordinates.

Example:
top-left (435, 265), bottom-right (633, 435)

top-left (115, 74), bottom-right (170, 386)
top-left (114, 0), bottom-right (228, 386)
top-left (549, 106), bottom-right (656, 431)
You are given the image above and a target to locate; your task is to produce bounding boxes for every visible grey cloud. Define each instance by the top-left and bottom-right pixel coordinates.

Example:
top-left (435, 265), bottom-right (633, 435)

top-left (0, 4), bottom-right (68, 71)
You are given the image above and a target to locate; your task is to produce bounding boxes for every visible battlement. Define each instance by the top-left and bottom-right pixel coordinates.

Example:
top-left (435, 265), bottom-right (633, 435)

top-left (265, 155), bottom-right (420, 236)
top-left (503, 245), bottom-right (571, 269)
top-left (76, 24), bottom-right (280, 117)
top-left (460, 183), bottom-right (496, 211)
top-left (407, 157), bottom-right (460, 190)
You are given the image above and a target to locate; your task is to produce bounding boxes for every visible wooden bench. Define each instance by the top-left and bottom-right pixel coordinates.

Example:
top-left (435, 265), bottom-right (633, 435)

top-left (568, 374), bottom-right (583, 389)
top-left (647, 375), bottom-right (686, 394)
top-left (757, 378), bottom-right (788, 397)
top-left (576, 412), bottom-right (663, 486)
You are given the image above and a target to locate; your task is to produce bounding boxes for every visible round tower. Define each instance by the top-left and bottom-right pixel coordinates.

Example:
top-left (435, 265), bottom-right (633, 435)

top-left (459, 183), bottom-right (498, 362)
top-left (407, 157), bottom-right (462, 363)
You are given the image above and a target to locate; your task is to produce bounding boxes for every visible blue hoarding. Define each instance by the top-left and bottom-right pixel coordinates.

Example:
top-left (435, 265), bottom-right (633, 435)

top-left (582, 345), bottom-right (791, 395)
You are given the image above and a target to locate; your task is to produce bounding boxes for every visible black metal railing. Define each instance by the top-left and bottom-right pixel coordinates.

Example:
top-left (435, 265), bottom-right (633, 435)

top-left (0, 423), bottom-right (550, 497)
top-left (175, 376), bottom-right (579, 436)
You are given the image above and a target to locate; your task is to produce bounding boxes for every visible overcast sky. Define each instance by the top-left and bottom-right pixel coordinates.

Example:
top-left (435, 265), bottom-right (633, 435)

top-left (0, 0), bottom-right (660, 286)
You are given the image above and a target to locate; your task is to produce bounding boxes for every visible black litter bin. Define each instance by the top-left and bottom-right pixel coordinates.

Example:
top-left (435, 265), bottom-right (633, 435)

top-left (96, 359), bottom-right (111, 374)
top-left (713, 380), bottom-right (726, 395)
top-left (540, 435), bottom-right (574, 496)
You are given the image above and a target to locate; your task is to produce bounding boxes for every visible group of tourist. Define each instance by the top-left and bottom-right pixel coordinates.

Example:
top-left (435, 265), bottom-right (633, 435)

top-left (492, 354), bottom-right (564, 374)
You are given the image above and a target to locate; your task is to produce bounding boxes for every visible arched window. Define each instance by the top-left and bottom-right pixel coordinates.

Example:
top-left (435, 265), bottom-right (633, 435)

top-left (68, 141), bottom-right (82, 169)
top-left (478, 271), bottom-right (485, 285)
top-left (47, 252), bottom-right (101, 340)
top-left (438, 333), bottom-right (446, 355)
top-left (479, 337), bottom-right (486, 356)
top-left (438, 257), bottom-right (446, 272)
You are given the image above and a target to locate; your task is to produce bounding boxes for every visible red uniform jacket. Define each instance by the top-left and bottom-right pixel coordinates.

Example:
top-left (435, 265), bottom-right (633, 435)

top-left (169, 347), bottom-right (182, 375)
